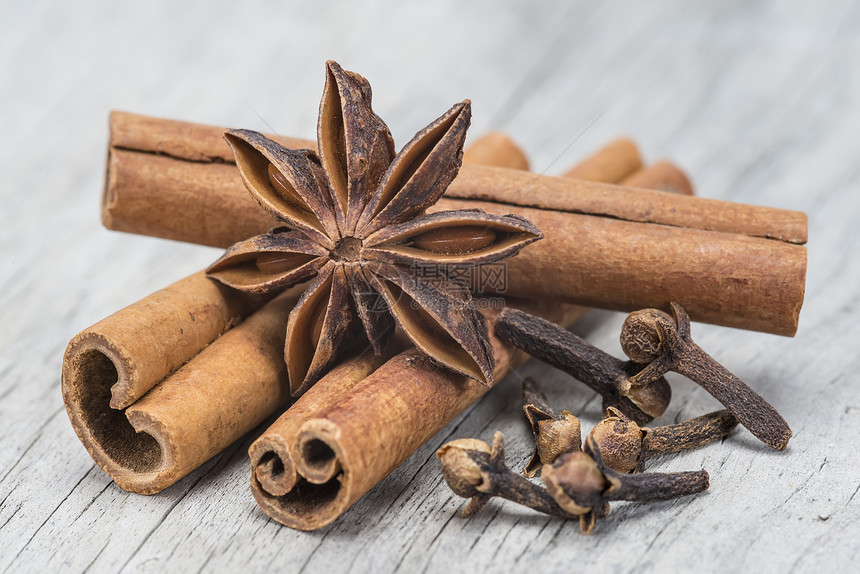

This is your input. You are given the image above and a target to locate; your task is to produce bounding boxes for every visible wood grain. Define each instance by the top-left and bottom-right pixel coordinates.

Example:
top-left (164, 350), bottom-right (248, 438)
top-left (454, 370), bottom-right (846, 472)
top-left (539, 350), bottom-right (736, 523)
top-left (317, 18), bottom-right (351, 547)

top-left (2, 1), bottom-right (859, 572)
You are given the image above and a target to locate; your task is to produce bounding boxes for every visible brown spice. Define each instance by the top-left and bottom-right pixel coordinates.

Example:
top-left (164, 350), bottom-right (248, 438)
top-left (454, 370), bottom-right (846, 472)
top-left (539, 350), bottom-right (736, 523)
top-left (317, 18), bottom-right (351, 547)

top-left (589, 407), bottom-right (738, 473)
top-left (438, 432), bottom-right (710, 535)
top-left (542, 436), bottom-right (710, 534)
top-left (621, 159), bottom-right (694, 195)
top-left (521, 377), bottom-right (581, 477)
top-left (207, 61), bottom-right (542, 392)
top-left (62, 282), bottom-right (298, 494)
top-left (102, 112), bottom-right (807, 336)
top-left (437, 432), bottom-right (574, 519)
top-left (562, 137), bottom-right (642, 182)
top-left (461, 132), bottom-right (530, 171)
top-left (494, 307), bottom-right (672, 424)
top-left (620, 302), bottom-right (793, 449)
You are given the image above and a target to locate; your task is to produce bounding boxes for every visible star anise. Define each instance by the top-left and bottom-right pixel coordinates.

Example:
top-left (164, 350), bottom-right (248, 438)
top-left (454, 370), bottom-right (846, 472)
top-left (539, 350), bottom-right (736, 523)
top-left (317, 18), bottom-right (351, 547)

top-left (206, 61), bottom-right (542, 395)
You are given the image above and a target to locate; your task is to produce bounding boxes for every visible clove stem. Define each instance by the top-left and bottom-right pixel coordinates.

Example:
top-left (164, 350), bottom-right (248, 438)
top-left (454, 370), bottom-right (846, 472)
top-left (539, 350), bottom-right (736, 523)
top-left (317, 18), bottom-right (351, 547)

top-left (640, 409), bottom-right (738, 459)
top-left (496, 308), bottom-right (671, 424)
top-left (622, 303), bottom-right (792, 450)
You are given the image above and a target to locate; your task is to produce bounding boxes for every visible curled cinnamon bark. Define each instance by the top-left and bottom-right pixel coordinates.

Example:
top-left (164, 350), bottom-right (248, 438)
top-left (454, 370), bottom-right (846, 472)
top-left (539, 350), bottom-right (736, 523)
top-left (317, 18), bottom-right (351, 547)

top-left (102, 112), bottom-right (807, 336)
top-left (562, 137), bottom-right (642, 183)
top-left (250, 298), bottom-right (586, 530)
top-left (621, 160), bottom-right (694, 195)
top-left (62, 276), bottom-right (294, 494)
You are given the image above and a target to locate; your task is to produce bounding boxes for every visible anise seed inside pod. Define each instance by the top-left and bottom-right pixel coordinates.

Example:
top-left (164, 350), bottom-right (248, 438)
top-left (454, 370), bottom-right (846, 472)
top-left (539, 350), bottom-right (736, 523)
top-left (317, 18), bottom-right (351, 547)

top-left (413, 226), bottom-right (497, 254)
top-left (255, 252), bottom-right (314, 275)
top-left (268, 163), bottom-right (311, 212)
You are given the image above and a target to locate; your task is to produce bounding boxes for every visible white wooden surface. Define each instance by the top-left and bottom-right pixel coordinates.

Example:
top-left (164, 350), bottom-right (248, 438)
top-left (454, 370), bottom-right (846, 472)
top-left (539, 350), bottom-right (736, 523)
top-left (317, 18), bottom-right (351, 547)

top-left (2, 1), bottom-right (859, 572)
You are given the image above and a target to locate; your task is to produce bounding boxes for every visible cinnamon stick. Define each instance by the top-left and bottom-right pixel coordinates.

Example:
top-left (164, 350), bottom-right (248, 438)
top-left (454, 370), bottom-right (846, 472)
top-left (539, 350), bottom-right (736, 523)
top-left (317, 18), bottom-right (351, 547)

top-left (104, 112), bottom-right (804, 243)
top-left (462, 132), bottom-right (530, 171)
top-left (250, 300), bottom-right (584, 530)
top-left (101, 112), bottom-right (807, 336)
top-left (62, 275), bottom-right (292, 494)
top-left (62, 132), bottom-right (525, 494)
top-left (428, 199), bottom-right (805, 335)
top-left (622, 160), bottom-right (694, 195)
top-left (562, 137), bottom-right (642, 182)
top-left (247, 142), bottom-right (680, 530)
top-left (553, 139), bottom-right (693, 195)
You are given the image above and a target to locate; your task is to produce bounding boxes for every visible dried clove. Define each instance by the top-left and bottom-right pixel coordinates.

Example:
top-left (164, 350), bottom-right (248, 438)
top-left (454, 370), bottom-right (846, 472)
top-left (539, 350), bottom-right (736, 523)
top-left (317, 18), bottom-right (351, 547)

top-left (619, 302), bottom-right (792, 450)
top-left (542, 436), bottom-right (710, 534)
top-left (589, 407), bottom-right (738, 473)
top-left (436, 432), bottom-right (573, 519)
top-left (495, 308), bottom-right (672, 425)
top-left (521, 377), bottom-right (581, 477)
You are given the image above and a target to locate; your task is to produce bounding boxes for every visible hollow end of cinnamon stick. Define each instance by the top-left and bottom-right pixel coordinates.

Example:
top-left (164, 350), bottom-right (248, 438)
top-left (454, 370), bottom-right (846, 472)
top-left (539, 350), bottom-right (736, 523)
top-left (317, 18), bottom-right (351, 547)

top-left (249, 437), bottom-right (299, 497)
top-left (62, 273), bottom-right (299, 494)
top-left (247, 348), bottom-right (398, 526)
top-left (63, 338), bottom-right (164, 468)
top-left (63, 334), bottom-right (176, 494)
top-left (295, 425), bottom-right (342, 484)
top-left (251, 419), bottom-right (353, 531)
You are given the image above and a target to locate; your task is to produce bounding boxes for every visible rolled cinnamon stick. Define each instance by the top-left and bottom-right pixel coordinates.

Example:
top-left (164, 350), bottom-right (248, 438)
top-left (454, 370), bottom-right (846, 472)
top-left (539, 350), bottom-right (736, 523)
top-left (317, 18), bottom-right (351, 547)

top-left (428, 199), bottom-right (805, 335)
top-left (247, 142), bottom-right (680, 530)
top-left (251, 298), bottom-right (585, 530)
top-left (559, 140), bottom-right (693, 195)
top-left (63, 279), bottom-right (292, 494)
top-left (62, 273), bottom-right (264, 411)
top-left (104, 113), bottom-right (805, 244)
top-left (443, 165), bottom-right (804, 243)
top-left (621, 160), bottom-right (694, 195)
top-left (63, 131), bottom-right (527, 494)
top-left (249, 352), bottom-right (394, 498)
top-left (101, 113), bottom-right (807, 336)
top-left (562, 137), bottom-right (642, 182)
top-left (462, 132), bottom-right (530, 171)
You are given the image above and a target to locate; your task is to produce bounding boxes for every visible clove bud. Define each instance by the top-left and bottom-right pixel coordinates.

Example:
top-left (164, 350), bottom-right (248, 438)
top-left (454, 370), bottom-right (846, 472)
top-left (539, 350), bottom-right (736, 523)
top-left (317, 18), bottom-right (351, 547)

top-left (542, 436), bottom-right (710, 534)
top-left (620, 302), bottom-right (792, 450)
top-left (589, 407), bottom-right (738, 473)
top-left (521, 377), bottom-right (581, 477)
top-left (437, 432), bottom-right (573, 519)
top-left (495, 308), bottom-right (672, 425)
